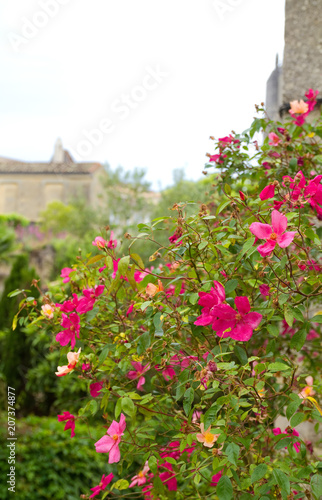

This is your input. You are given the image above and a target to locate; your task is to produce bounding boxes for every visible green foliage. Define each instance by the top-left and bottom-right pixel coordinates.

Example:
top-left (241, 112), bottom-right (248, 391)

top-left (0, 415), bottom-right (112, 500)
top-left (9, 96), bottom-right (322, 499)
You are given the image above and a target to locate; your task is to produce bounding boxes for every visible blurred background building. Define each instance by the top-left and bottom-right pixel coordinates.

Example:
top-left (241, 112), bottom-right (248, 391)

top-left (0, 138), bottom-right (105, 221)
top-left (266, 0), bottom-right (322, 121)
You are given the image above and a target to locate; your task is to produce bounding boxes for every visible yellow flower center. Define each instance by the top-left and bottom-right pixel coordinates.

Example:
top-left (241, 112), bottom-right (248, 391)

top-left (270, 233), bottom-right (277, 240)
top-left (138, 471), bottom-right (144, 478)
top-left (204, 431), bottom-right (215, 444)
top-left (112, 434), bottom-right (119, 441)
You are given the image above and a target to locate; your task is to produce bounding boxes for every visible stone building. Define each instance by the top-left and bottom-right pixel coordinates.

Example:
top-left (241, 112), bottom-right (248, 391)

top-left (0, 138), bottom-right (105, 221)
top-left (266, 0), bottom-right (322, 121)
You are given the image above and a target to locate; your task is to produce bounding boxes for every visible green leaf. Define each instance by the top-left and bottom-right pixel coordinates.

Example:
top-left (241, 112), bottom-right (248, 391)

top-left (204, 404), bottom-right (221, 429)
top-left (98, 345), bottom-right (111, 365)
top-left (267, 362), bottom-right (291, 372)
top-left (311, 315), bottom-right (322, 324)
top-left (290, 329), bottom-right (307, 351)
top-left (290, 412), bottom-right (304, 427)
top-left (89, 400), bottom-right (98, 415)
top-left (272, 469), bottom-right (290, 495)
top-left (226, 442), bottom-right (239, 466)
top-left (225, 279), bottom-right (239, 295)
top-left (251, 464), bottom-right (268, 483)
top-left (86, 254), bottom-right (105, 265)
top-left (311, 474), bottom-right (322, 499)
top-left (234, 345), bottom-right (248, 365)
top-left (286, 400), bottom-right (301, 420)
top-left (121, 397), bottom-right (136, 418)
top-left (7, 288), bottom-right (29, 298)
top-left (130, 252), bottom-right (145, 270)
top-left (137, 331), bottom-right (151, 355)
top-left (284, 306), bottom-right (293, 327)
top-left (175, 383), bottom-right (186, 401)
top-left (239, 237), bottom-right (256, 259)
top-left (267, 324), bottom-right (279, 337)
top-left (189, 293), bottom-right (199, 305)
top-left (118, 255), bottom-right (130, 275)
top-left (194, 473), bottom-right (201, 485)
top-left (113, 479), bottom-right (129, 490)
top-left (216, 199), bottom-right (231, 215)
top-left (216, 475), bottom-right (233, 500)
top-left (148, 456), bottom-right (158, 474)
top-left (115, 398), bottom-right (122, 419)
top-left (183, 387), bottom-right (194, 416)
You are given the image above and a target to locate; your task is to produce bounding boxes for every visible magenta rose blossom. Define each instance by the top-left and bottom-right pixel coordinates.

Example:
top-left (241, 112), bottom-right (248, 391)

top-left (249, 210), bottom-right (296, 257)
top-left (57, 411), bottom-right (76, 438)
top-left (95, 413), bottom-right (126, 464)
top-left (211, 296), bottom-right (262, 341)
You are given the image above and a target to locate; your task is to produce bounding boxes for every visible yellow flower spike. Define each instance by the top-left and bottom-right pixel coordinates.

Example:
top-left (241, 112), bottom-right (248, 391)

top-left (307, 397), bottom-right (322, 417)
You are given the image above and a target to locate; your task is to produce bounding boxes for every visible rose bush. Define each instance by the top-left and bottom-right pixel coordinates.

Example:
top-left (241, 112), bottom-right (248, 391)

top-left (13, 90), bottom-right (322, 499)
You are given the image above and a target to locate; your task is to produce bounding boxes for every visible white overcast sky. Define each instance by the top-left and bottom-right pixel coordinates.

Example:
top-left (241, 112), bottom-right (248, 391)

top-left (0, 0), bottom-right (285, 189)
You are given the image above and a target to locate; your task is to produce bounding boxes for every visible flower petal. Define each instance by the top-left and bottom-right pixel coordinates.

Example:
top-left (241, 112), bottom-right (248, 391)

top-left (235, 296), bottom-right (250, 315)
top-left (260, 184), bottom-right (275, 201)
top-left (95, 435), bottom-right (114, 453)
top-left (119, 413), bottom-right (126, 433)
top-left (257, 240), bottom-right (276, 257)
top-left (108, 443), bottom-right (121, 463)
top-left (244, 312), bottom-right (263, 329)
top-left (229, 324), bottom-right (254, 341)
top-left (277, 231), bottom-right (296, 248)
top-left (249, 222), bottom-right (273, 240)
top-left (271, 210), bottom-right (287, 235)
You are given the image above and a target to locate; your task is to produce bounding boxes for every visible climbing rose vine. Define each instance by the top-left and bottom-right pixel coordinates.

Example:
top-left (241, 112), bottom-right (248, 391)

top-left (15, 90), bottom-right (322, 499)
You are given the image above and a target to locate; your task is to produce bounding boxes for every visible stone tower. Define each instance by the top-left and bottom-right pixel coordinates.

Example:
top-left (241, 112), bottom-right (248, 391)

top-left (266, 0), bottom-right (322, 120)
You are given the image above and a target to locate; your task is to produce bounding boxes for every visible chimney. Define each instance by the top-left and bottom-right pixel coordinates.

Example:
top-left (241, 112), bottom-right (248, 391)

top-left (53, 138), bottom-right (64, 163)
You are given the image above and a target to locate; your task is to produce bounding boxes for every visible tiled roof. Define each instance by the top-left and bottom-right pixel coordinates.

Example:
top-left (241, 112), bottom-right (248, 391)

top-left (0, 158), bottom-right (102, 175)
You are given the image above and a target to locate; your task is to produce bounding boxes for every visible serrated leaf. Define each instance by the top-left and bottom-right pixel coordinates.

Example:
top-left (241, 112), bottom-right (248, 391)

top-left (225, 279), bottom-right (239, 295)
top-left (284, 306), bottom-right (293, 327)
top-left (89, 399), bottom-right (98, 415)
top-left (272, 469), bottom-right (290, 495)
top-left (267, 362), bottom-right (291, 372)
top-left (137, 331), bottom-right (150, 355)
top-left (251, 464), bottom-right (268, 483)
top-left (121, 397), bottom-right (136, 418)
top-left (290, 412), bottom-right (304, 427)
top-left (290, 329), bottom-right (307, 351)
top-left (118, 255), bottom-right (130, 276)
top-left (226, 442), bottom-right (239, 466)
top-left (216, 199), bottom-right (231, 215)
top-left (286, 400), bottom-right (301, 420)
top-left (189, 293), bottom-right (199, 305)
top-left (216, 475), bottom-right (233, 500)
top-left (234, 345), bottom-right (248, 365)
top-left (311, 473), bottom-right (322, 499)
top-left (204, 404), bottom-right (221, 429)
top-left (183, 387), bottom-right (194, 416)
top-left (311, 315), bottom-right (322, 323)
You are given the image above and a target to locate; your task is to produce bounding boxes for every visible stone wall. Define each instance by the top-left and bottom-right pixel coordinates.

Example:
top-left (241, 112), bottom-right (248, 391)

top-left (282, 0), bottom-right (322, 103)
